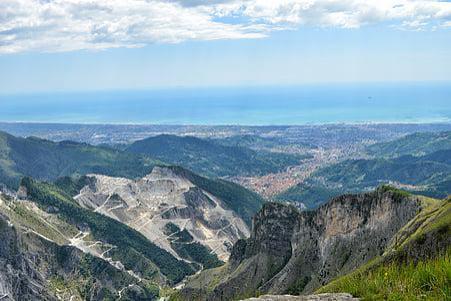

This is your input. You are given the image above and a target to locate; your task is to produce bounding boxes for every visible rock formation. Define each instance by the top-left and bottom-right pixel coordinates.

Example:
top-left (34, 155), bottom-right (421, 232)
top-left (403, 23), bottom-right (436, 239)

top-left (181, 187), bottom-right (422, 300)
top-left (74, 166), bottom-right (250, 262)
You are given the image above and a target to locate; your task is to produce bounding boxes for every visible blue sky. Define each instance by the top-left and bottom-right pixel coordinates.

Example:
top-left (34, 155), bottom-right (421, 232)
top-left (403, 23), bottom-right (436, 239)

top-left (1, 1), bottom-right (450, 93)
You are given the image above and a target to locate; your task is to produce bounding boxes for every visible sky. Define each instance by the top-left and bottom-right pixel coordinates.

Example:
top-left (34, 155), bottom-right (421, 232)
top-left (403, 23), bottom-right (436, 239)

top-left (0, 0), bottom-right (451, 93)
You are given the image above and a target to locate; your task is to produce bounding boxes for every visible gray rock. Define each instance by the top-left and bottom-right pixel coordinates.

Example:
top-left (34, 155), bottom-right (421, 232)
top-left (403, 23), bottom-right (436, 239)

top-left (182, 187), bottom-right (422, 300)
top-left (0, 212), bottom-right (154, 301)
top-left (73, 166), bottom-right (250, 262)
top-left (242, 293), bottom-right (359, 300)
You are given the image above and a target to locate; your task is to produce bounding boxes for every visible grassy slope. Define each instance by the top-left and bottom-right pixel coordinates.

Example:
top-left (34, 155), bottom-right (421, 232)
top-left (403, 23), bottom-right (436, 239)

top-left (318, 251), bottom-right (450, 301)
top-left (21, 177), bottom-right (197, 284)
top-left (0, 194), bottom-right (79, 245)
top-left (316, 197), bottom-right (451, 300)
top-left (0, 131), bottom-right (159, 188)
top-left (125, 134), bottom-right (303, 178)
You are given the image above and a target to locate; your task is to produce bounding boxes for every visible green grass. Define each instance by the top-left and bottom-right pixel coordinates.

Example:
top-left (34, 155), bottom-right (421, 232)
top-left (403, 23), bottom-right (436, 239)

top-left (0, 199), bottom-right (79, 245)
top-left (317, 249), bottom-right (451, 301)
top-left (379, 184), bottom-right (412, 199)
top-left (387, 198), bottom-right (450, 253)
top-left (317, 198), bottom-right (451, 300)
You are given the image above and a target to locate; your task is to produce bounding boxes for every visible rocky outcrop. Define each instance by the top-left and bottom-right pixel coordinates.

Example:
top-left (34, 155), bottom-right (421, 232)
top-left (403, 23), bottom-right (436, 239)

top-left (74, 166), bottom-right (250, 262)
top-left (182, 187), bottom-right (422, 300)
top-left (242, 293), bottom-right (359, 300)
top-left (0, 212), bottom-right (156, 301)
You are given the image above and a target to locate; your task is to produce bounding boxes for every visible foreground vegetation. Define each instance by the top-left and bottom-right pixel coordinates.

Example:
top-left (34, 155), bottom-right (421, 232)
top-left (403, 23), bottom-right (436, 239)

top-left (317, 198), bottom-right (451, 300)
top-left (318, 250), bottom-right (450, 300)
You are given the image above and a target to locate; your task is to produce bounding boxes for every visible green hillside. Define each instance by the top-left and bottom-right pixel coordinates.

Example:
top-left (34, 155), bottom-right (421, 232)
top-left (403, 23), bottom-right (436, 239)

top-left (276, 149), bottom-right (451, 209)
top-left (0, 194), bottom-right (160, 300)
top-left (367, 131), bottom-right (451, 158)
top-left (317, 198), bottom-right (451, 300)
top-left (20, 177), bottom-right (197, 284)
top-left (0, 131), bottom-right (159, 188)
top-left (125, 134), bottom-right (303, 178)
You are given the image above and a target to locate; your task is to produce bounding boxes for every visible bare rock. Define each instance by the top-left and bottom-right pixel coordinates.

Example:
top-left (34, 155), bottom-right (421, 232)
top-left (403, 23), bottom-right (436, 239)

top-left (73, 166), bottom-right (250, 262)
top-left (242, 293), bottom-right (359, 300)
top-left (182, 187), bottom-right (422, 300)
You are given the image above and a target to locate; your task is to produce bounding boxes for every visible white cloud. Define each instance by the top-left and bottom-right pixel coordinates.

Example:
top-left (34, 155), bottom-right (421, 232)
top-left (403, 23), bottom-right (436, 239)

top-left (0, 0), bottom-right (450, 54)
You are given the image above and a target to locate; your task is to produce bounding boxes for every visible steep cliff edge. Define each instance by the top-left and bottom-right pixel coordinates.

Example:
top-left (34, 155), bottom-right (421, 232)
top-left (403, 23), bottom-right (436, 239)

top-left (316, 197), bottom-right (450, 300)
top-left (180, 187), bottom-right (424, 300)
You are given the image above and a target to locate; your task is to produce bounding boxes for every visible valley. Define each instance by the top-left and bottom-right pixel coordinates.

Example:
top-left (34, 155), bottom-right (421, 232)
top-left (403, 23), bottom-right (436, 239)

top-left (2, 2), bottom-right (450, 299)
top-left (0, 123), bottom-right (449, 300)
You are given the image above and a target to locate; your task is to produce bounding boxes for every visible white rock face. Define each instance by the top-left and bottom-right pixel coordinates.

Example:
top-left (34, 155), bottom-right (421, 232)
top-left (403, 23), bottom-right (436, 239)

top-left (74, 166), bottom-right (250, 261)
top-left (242, 293), bottom-right (359, 300)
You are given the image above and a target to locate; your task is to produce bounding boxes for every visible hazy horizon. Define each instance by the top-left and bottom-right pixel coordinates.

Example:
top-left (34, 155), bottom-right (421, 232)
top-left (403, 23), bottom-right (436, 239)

top-left (1, 83), bottom-right (450, 126)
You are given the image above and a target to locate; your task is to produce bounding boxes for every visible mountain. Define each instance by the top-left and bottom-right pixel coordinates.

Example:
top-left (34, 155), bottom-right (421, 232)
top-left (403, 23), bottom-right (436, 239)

top-left (366, 131), bottom-right (451, 158)
top-left (0, 164), bottom-right (264, 300)
top-left (0, 131), bottom-right (158, 189)
top-left (240, 293), bottom-right (359, 301)
top-left (16, 177), bottom-right (197, 285)
top-left (0, 131), bottom-right (265, 221)
top-left (125, 134), bottom-right (304, 178)
top-left (0, 191), bottom-right (161, 300)
top-left (276, 148), bottom-right (451, 209)
top-left (60, 166), bottom-right (257, 265)
top-left (0, 212), bottom-right (159, 300)
top-left (177, 187), bottom-right (440, 300)
top-left (166, 166), bottom-right (265, 225)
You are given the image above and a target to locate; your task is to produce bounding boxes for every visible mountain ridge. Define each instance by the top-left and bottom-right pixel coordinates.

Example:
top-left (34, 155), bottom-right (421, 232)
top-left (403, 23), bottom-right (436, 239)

top-left (69, 166), bottom-right (252, 263)
top-left (0, 131), bottom-right (159, 189)
top-left (125, 134), bottom-right (304, 178)
top-left (178, 187), bottom-right (427, 300)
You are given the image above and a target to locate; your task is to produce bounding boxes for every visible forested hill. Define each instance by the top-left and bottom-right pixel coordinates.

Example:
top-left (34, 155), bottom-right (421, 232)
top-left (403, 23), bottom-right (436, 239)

top-left (0, 131), bottom-right (158, 188)
top-left (125, 134), bottom-right (304, 178)
top-left (276, 131), bottom-right (451, 209)
top-left (366, 131), bottom-right (451, 158)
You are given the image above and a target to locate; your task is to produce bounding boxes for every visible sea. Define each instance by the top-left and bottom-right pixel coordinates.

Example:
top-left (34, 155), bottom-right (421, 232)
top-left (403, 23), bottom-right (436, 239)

top-left (0, 82), bottom-right (450, 125)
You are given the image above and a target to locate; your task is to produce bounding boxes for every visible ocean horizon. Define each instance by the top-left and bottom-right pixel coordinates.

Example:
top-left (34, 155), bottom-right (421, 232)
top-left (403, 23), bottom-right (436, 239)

top-left (1, 82), bottom-right (450, 126)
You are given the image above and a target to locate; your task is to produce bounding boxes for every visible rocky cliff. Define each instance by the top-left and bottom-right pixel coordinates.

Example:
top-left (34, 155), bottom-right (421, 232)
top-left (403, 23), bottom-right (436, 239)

top-left (0, 205), bottom-right (158, 301)
top-left (242, 293), bottom-right (359, 301)
top-left (180, 187), bottom-right (423, 300)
